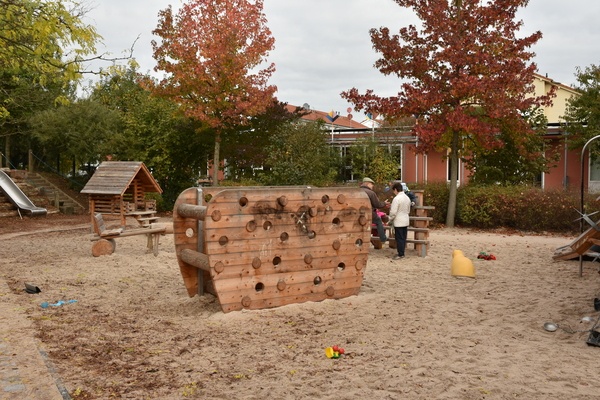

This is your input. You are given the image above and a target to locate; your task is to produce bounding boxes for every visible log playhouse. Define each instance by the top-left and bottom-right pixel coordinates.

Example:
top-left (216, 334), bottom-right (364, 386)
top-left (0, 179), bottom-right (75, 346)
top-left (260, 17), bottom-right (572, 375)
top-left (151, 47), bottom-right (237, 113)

top-left (173, 186), bottom-right (372, 313)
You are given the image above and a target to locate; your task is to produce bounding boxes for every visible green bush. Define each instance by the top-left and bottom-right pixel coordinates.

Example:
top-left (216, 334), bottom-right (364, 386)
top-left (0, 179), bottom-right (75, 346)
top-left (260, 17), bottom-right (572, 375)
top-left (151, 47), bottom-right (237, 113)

top-left (219, 178), bottom-right (262, 187)
top-left (457, 185), bottom-right (503, 228)
top-left (417, 182), bottom-right (600, 233)
top-left (420, 182), bottom-right (450, 226)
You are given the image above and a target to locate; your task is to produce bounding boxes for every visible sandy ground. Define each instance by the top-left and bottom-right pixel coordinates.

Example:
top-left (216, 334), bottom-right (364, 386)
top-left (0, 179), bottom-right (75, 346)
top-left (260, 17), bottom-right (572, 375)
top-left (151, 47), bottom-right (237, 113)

top-left (1, 214), bottom-right (600, 399)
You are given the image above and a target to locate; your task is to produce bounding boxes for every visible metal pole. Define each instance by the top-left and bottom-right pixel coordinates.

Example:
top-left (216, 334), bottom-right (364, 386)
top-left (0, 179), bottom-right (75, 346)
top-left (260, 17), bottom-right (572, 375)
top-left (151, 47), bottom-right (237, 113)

top-left (579, 134), bottom-right (600, 277)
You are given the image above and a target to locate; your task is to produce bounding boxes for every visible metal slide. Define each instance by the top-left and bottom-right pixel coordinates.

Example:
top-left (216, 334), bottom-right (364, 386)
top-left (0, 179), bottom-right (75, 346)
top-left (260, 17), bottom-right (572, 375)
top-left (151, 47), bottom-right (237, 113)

top-left (0, 170), bottom-right (47, 216)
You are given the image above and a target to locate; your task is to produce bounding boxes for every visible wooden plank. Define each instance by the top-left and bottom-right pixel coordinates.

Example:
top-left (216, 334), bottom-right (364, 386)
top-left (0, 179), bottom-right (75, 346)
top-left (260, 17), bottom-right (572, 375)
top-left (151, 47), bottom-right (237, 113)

top-left (216, 273), bottom-right (363, 301)
top-left (408, 227), bottom-right (430, 232)
top-left (195, 200), bottom-right (370, 220)
top-left (205, 254), bottom-right (368, 281)
top-left (199, 209), bottom-right (370, 232)
top-left (409, 216), bottom-right (433, 221)
top-left (100, 228), bottom-right (124, 237)
top-left (114, 227), bottom-right (165, 237)
top-left (213, 268), bottom-right (337, 291)
top-left (200, 244), bottom-right (368, 267)
top-left (568, 223), bottom-right (600, 255)
top-left (202, 234), bottom-right (369, 256)
top-left (412, 205), bottom-right (435, 210)
top-left (553, 245), bottom-right (579, 261)
top-left (405, 239), bottom-right (430, 244)
top-left (220, 287), bottom-right (361, 313)
top-left (126, 211), bottom-right (157, 217)
top-left (137, 217), bottom-right (159, 222)
top-left (90, 227), bottom-right (166, 241)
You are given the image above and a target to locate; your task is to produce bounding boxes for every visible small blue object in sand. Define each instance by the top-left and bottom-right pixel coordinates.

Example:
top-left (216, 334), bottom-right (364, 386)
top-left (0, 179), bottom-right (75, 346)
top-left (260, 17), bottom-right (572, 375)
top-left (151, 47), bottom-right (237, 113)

top-left (40, 300), bottom-right (78, 308)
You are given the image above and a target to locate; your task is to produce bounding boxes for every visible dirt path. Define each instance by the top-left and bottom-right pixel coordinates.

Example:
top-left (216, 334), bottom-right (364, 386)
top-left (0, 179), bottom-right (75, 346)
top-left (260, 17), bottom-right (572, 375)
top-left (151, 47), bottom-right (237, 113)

top-left (0, 281), bottom-right (65, 400)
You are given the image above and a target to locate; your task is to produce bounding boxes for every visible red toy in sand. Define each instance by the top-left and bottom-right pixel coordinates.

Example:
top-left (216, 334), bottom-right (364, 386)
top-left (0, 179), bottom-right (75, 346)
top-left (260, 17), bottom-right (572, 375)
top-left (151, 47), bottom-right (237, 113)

top-left (477, 252), bottom-right (496, 260)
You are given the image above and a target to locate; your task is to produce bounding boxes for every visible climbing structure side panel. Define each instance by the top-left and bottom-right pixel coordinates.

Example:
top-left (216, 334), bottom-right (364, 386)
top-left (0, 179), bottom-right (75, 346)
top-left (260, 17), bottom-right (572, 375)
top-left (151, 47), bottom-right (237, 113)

top-left (173, 186), bottom-right (372, 313)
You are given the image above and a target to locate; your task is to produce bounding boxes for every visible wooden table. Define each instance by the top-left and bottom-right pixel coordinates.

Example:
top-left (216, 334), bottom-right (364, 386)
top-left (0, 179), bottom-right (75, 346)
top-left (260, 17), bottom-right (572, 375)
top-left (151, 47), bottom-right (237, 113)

top-left (126, 211), bottom-right (160, 228)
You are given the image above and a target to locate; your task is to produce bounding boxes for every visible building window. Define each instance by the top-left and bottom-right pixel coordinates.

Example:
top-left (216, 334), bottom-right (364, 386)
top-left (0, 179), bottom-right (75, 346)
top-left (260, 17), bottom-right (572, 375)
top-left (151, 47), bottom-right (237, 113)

top-left (590, 157), bottom-right (600, 181)
top-left (588, 157), bottom-right (600, 193)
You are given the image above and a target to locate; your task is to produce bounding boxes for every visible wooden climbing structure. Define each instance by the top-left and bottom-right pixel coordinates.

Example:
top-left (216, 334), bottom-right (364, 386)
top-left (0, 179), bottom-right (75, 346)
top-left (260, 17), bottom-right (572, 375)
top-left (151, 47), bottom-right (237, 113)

top-left (407, 190), bottom-right (434, 257)
top-left (173, 186), bottom-right (372, 313)
top-left (81, 161), bottom-right (162, 228)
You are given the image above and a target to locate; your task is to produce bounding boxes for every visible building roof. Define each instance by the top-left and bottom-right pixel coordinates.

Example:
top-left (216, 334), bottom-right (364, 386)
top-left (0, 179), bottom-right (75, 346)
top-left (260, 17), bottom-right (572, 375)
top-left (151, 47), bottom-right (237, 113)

top-left (81, 161), bottom-right (163, 196)
top-left (533, 72), bottom-right (579, 95)
top-left (286, 104), bottom-right (368, 130)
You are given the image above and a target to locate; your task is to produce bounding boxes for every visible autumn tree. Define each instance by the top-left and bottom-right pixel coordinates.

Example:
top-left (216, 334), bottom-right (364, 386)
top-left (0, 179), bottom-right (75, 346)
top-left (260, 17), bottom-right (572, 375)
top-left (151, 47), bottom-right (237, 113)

top-left (342, 0), bottom-right (554, 227)
top-left (151, 0), bottom-right (276, 185)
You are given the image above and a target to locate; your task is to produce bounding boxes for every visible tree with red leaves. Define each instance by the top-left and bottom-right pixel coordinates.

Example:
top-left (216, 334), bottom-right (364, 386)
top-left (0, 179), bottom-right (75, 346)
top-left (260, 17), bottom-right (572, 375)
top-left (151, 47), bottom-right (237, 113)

top-left (151, 0), bottom-right (276, 185)
top-left (342, 0), bottom-right (554, 227)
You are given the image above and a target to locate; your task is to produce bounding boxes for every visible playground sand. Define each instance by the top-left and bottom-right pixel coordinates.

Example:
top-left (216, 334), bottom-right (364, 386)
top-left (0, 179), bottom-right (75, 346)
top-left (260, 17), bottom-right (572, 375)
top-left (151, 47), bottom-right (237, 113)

top-left (1, 214), bottom-right (600, 399)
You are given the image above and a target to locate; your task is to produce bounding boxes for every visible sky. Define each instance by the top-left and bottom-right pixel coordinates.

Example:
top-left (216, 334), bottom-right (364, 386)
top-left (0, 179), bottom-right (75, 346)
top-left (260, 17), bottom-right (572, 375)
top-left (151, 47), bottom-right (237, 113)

top-left (83, 0), bottom-right (600, 123)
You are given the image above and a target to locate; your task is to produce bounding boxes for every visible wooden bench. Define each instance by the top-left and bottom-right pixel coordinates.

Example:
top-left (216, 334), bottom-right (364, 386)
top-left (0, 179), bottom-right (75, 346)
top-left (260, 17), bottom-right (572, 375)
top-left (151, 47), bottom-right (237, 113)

top-left (90, 213), bottom-right (167, 257)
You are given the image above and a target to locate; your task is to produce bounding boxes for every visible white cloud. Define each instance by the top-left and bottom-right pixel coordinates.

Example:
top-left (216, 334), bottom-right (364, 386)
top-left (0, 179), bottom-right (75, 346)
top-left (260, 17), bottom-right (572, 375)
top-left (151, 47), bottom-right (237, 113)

top-left (83, 0), bottom-right (600, 117)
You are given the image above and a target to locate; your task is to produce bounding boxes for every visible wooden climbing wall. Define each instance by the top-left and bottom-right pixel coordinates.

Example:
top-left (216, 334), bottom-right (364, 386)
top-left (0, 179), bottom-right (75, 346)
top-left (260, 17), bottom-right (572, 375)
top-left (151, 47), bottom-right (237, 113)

top-left (173, 186), bottom-right (372, 313)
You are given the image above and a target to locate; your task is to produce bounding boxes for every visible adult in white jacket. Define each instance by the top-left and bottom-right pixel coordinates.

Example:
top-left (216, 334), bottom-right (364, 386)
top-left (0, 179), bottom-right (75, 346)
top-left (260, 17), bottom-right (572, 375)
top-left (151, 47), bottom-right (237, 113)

top-left (388, 182), bottom-right (412, 260)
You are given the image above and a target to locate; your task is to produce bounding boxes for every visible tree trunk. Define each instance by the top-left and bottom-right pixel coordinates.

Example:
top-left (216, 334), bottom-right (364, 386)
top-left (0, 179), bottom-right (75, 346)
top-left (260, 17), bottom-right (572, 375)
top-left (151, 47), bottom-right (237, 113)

top-left (446, 131), bottom-right (459, 227)
top-left (4, 135), bottom-right (10, 169)
top-left (212, 132), bottom-right (221, 186)
top-left (445, 0), bottom-right (463, 228)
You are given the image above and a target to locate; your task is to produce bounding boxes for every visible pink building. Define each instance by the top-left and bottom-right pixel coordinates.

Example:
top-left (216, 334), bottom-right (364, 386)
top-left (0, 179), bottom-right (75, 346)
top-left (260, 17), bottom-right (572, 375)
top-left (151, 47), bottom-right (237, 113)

top-left (294, 73), bottom-right (589, 192)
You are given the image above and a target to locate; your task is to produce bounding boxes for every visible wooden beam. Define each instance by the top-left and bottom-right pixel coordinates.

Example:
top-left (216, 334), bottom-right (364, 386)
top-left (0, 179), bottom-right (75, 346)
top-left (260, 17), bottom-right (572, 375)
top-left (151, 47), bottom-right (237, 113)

top-left (179, 248), bottom-right (212, 272)
top-left (176, 203), bottom-right (208, 220)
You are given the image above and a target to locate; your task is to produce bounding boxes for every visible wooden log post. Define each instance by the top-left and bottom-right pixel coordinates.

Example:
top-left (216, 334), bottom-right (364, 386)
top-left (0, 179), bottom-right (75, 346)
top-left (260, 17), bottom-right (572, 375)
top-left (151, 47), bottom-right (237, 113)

top-left (92, 239), bottom-right (115, 257)
top-left (174, 188), bottom-right (209, 296)
top-left (176, 203), bottom-right (208, 220)
top-left (179, 249), bottom-right (212, 272)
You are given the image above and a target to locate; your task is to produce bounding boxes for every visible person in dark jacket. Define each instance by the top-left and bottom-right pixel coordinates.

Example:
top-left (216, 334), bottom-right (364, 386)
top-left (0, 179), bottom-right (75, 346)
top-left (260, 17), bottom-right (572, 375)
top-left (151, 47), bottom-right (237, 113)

top-left (401, 182), bottom-right (418, 206)
top-left (360, 177), bottom-right (389, 243)
top-left (386, 180), bottom-right (418, 207)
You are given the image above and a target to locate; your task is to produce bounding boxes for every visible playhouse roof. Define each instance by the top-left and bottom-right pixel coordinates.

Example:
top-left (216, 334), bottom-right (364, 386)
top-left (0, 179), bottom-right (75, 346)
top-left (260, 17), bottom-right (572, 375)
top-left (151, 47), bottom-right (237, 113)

top-left (81, 161), bottom-right (163, 196)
